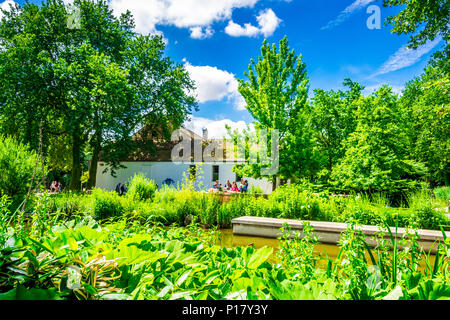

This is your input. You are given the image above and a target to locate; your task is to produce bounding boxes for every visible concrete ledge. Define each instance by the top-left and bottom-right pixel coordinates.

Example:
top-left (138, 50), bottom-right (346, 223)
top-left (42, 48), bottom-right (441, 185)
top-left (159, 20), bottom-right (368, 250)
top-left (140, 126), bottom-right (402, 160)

top-left (232, 216), bottom-right (449, 254)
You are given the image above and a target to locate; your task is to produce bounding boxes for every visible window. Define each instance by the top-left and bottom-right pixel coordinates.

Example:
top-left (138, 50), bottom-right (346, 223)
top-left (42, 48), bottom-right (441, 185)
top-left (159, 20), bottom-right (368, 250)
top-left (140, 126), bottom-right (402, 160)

top-left (236, 173), bottom-right (242, 183)
top-left (189, 165), bottom-right (197, 180)
top-left (212, 165), bottom-right (220, 181)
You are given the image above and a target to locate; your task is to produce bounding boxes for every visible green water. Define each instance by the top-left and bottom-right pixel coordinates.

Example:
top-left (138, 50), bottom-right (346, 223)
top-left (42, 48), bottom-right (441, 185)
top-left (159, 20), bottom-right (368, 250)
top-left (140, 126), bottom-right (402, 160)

top-left (217, 229), bottom-right (436, 269)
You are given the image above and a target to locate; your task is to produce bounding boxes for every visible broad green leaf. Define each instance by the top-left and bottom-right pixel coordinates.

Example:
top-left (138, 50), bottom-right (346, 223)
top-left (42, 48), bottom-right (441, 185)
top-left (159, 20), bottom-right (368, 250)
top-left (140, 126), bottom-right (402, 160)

top-left (247, 247), bottom-right (273, 269)
top-left (176, 269), bottom-right (193, 287)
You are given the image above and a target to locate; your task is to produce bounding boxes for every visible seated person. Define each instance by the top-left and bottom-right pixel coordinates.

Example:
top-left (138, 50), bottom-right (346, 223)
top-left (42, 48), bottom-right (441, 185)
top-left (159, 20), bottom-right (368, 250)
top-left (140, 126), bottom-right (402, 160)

top-left (231, 181), bottom-right (239, 192)
top-left (239, 180), bottom-right (249, 193)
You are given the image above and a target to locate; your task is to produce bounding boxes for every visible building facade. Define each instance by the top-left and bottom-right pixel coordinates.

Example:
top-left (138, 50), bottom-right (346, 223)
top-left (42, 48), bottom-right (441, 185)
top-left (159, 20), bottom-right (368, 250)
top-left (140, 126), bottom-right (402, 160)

top-left (95, 127), bottom-right (273, 194)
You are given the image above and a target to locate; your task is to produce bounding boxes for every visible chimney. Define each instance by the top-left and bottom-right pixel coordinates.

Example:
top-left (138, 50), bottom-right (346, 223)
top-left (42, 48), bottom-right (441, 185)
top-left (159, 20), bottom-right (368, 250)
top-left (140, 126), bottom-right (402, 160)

top-left (202, 128), bottom-right (208, 140)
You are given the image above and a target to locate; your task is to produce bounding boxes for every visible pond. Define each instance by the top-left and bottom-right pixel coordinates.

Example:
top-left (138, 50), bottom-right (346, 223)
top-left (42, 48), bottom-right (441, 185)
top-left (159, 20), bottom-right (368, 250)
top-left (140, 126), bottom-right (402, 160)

top-left (217, 229), bottom-right (437, 270)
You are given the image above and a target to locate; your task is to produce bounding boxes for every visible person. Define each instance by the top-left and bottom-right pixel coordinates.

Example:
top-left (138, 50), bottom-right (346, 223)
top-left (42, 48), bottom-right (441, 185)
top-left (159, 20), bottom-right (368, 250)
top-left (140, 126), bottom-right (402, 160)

top-left (239, 178), bottom-right (246, 192)
top-left (115, 183), bottom-right (122, 195)
top-left (242, 180), bottom-right (249, 193)
top-left (57, 182), bottom-right (62, 193)
top-left (53, 181), bottom-right (58, 193)
top-left (231, 181), bottom-right (239, 193)
top-left (50, 181), bottom-right (55, 193)
top-left (120, 183), bottom-right (127, 196)
top-left (163, 178), bottom-right (174, 187)
top-left (225, 180), bottom-right (232, 191)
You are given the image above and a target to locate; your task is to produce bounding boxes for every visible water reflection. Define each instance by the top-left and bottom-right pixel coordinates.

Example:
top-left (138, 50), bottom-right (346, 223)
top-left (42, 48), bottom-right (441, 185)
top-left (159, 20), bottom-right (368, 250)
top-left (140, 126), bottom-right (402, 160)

top-left (217, 229), bottom-right (436, 269)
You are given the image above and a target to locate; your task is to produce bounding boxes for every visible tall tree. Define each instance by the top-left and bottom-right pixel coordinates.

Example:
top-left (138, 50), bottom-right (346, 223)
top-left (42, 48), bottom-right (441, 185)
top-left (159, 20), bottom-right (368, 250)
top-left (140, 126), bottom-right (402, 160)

top-left (400, 66), bottom-right (449, 186)
top-left (310, 79), bottom-right (364, 177)
top-left (331, 86), bottom-right (427, 197)
top-left (234, 36), bottom-right (320, 187)
top-left (0, 0), bottom-right (197, 191)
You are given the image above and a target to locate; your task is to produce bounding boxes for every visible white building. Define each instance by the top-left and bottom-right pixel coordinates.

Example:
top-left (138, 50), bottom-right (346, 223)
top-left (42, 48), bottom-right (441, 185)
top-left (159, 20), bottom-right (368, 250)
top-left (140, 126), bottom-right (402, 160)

top-left (95, 127), bottom-right (273, 194)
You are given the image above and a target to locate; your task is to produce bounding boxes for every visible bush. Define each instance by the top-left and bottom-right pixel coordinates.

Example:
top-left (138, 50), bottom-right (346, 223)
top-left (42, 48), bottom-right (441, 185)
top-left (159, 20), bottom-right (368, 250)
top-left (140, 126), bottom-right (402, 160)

top-left (47, 192), bottom-right (92, 216)
top-left (0, 136), bottom-right (44, 209)
top-left (434, 187), bottom-right (450, 202)
top-left (248, 185), bottom-right (264, 194)
top-left (407, 191), bottom-right (449, 230)
top-left (91, 188), bottom-right (124, 221)
top-left (126, 174), bottom-right (157, 202)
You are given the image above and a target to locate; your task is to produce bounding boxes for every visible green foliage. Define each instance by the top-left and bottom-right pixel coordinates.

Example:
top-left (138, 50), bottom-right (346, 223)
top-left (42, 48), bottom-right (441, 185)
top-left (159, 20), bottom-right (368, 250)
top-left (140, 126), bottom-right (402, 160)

top-left (0, 0), bottom-right (197, 191)
top-left (47, 192), bottom-right (92, 217)
top-left (331, 86), bottom-right (427, 199)
top-left (0, 135), bottom-right (44, 209)
top-left (407, 191), bottom-right (449, 230)
top-left (248, 185), bottom-right (264, 194)
top-left (91, 188), bottom-right (124, 221)
top-left (1, 192), bottom-right (448, 301)
top-left (400, 66), bottom-right (450, 186)
top-left (278, 222), bottom-right (319, 281)
top-left (234, 36), bottom-right (320, 181)
top-left (126, 174), bottom-right (158, 202)
top-left (310, 79), bottom-right (363, 175)
top-left (42, 184), bottom-right (450, 231)
top-left (383, 0), bottom-right (449, 72)
top-left (434, 186), bottom-right (450, 202)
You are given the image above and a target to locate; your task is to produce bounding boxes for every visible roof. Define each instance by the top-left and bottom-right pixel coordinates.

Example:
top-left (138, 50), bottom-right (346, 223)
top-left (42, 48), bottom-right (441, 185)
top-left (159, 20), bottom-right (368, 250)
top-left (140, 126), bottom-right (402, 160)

top-left (122, 126), bottom-right (245, 162)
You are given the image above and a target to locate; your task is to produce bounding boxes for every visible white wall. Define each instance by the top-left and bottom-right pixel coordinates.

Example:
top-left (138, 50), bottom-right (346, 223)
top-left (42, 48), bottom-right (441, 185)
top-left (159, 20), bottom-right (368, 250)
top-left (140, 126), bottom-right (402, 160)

top-left (96, 161), bottom-right (273, 194)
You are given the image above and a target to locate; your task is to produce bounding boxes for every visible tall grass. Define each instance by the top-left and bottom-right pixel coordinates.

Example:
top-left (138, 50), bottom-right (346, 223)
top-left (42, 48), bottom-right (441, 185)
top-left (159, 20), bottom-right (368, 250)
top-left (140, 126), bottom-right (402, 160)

top-left (40, 184), bottom-right (450, 231)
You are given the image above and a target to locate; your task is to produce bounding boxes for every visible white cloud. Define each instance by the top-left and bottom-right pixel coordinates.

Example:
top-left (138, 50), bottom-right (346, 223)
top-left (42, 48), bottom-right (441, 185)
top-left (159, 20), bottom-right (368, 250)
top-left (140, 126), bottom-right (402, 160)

top-left (371, 37), bottom-right (442, 77)
top-left (184, 62), bottom-right (247, 110)
top-left (321, 0), bottom-right (376, 30)
top-left (184, 116), bottom-right (254, 139)
top-left (225, 21), bottom-right (260, 37)
top-left (109, 0), bottom-right (259, 36)
top-left (225, 8), bottom-right (281, 37)
top-left (189, 26), bottom-right (214, 39)
top-left (363, 84), bottom-right (405, 96)
top-left (0, 0), bottom-right (17, 19)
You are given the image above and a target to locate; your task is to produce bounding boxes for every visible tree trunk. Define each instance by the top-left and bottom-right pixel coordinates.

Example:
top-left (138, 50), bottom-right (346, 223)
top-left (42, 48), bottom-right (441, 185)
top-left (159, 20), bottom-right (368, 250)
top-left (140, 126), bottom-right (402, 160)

top-left (87, 140), bottom-right (100, 190)
top-left (69, 128), bottom-right (82, 191)
top-left (272, 176), bottom-right (277, 192)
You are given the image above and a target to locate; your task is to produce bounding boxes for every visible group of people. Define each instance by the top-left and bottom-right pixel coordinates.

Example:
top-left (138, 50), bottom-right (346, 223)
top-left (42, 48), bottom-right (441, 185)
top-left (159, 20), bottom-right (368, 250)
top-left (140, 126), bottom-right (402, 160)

top-left (115, 183), bottom-right (128, 196)
top-left (210, 178), bottom-right (249, 193)
top-left (50, 181), bottom-right (62, 193)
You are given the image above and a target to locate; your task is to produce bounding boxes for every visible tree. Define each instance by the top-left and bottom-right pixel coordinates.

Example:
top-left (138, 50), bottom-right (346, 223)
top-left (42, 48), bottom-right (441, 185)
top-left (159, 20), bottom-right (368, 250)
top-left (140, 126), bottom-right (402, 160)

top-left (310, 79), bottom-right (364, 177)
top-left (331, 86), bottom-right (427, 198)
top-left (0, 0), bottom-right (197, 191)
top-left (383, 0), bottom-right (449, 73)
top-left (400, 66), bottom-right (450, 186)
top-left (234, 36), bottom-right (320, 188)
top-left (383, 0), bottom-right (449, 186)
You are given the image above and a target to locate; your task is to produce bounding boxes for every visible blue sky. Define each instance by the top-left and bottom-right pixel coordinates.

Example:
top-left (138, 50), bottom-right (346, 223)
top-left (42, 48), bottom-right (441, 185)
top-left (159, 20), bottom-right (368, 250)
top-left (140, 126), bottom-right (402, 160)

top-left (4, 0), bottom-right (445, 138)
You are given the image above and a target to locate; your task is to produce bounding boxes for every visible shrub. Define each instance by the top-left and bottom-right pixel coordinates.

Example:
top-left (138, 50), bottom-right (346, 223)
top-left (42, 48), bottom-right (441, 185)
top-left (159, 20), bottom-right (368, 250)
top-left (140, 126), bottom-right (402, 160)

top-left (47, 192), bottom-right (92, 216)
top-left (248, 185), bottom-right (264, 194)
top-left (434, 187), bottom-right (450, 202)
top-left (126, 174), bottom-right (157, 202)
top-left (407, 190), bottom-right (449, 230)
top-left (91, 188), bottom-right (124, 221)
top-left (0, 136), bottom-right (44, 210)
